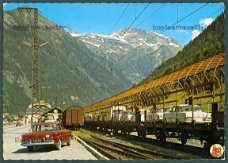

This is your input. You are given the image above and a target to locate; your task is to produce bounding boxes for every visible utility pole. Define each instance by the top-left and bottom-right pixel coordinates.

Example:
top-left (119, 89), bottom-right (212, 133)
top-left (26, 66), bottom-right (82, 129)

top-left (18, 7), bottom-right (48, 127)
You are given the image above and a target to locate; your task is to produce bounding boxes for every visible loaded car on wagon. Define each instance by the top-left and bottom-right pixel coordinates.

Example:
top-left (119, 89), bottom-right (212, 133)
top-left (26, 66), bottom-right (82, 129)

top-left (148, 107), bottom-right (172, 123)
top-left (21, 122), bottom-right (72, 152)
top-left (164, 104), bottom-right (212, 124)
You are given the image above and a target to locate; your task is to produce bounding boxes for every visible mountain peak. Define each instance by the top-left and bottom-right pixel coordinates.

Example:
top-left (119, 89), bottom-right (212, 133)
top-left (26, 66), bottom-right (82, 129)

top-left (113, 28), bottom-right (167, 39)
top-left (74, 27), bottom-right (183, 84)
top-left (108, 28), bottom-right (182, 48)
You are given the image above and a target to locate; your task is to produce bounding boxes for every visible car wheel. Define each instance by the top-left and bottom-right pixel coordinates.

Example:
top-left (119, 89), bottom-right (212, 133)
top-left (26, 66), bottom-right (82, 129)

top-left (67, 137), bottom-right (71, 146)
top-left (56, 140), bottom-right (62, 150)
top-left (27, 146), bottom-right (33, 152)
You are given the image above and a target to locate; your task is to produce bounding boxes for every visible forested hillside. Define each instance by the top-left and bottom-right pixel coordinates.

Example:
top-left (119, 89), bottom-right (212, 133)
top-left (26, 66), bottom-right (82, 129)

top-left (141, 13), bottom-right (224, 83)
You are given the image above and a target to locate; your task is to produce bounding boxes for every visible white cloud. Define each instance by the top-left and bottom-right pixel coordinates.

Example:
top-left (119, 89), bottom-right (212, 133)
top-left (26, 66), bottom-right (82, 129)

top-left (190, 17), bottom-right (213, 41)
top-left (192, 30), bottom-right (200, 40)
top-left (199, 18), bottom-right (213, 27)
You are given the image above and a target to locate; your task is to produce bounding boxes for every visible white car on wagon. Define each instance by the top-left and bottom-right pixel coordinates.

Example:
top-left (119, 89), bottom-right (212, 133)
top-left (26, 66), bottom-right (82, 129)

top-left (164, 104), bottom-right (212, 124)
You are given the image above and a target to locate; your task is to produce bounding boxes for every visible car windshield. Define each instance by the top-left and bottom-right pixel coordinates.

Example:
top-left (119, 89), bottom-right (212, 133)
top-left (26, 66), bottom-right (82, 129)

top-left (31, 124), bottom-right (60, 132)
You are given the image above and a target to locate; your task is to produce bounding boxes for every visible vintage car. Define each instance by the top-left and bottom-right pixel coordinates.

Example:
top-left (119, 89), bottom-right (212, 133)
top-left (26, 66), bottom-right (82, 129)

top-left (21, 122), bottom-right (72, 152)
top-left (164, 104), bottom-right (212, 124)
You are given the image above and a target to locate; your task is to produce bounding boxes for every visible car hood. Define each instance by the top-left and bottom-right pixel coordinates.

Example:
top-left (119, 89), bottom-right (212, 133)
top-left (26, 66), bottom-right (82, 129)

top-left (21, 131), bottom-right (54, 139)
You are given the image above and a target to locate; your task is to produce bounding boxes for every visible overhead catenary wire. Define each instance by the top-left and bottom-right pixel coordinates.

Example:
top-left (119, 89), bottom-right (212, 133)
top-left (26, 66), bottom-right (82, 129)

top-left (135, 4), bottom-right (166, 28)
top-left (167, 2), bottom-right (219, 44)
top-left (109, 3), bottom-right (130, 35)
top-left (177, 3), bottom-right (179, 23)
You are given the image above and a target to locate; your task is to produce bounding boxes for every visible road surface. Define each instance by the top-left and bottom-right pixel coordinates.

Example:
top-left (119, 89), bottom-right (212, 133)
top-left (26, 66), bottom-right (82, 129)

top-left (3, 124), bottom-right (97, 160)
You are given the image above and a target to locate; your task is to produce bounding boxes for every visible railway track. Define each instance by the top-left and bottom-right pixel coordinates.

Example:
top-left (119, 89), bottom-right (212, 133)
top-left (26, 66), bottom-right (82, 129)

top-left (126, 134), bottom-right (211, 158)
top-left (82, 127), bottom-right (211, 158)
top-left (79, 136), bottom-right (174, 160)
top-left (90, 135), bottom-right (184, 159)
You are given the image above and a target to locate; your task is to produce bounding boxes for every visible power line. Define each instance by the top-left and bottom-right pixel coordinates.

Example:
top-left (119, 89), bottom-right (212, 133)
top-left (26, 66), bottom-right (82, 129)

top-left (109, 3), bottom-right (130, 34)
top-left (177, 3), bottom-right (179, 23)
top-left (135, 4), bottom-right (166, 28)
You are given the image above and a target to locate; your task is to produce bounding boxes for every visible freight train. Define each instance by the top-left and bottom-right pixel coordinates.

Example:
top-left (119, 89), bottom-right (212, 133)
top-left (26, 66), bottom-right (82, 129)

top-left (84, 103), bottom-right (224, 147)
top-left (62, 106), bottom-right (84, 130)
top-left (84, 54), bottom-right (225, 148)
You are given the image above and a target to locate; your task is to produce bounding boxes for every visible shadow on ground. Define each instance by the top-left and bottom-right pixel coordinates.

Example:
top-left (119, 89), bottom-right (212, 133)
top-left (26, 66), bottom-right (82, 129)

top-left (12, 146), bottom-right (59, 154)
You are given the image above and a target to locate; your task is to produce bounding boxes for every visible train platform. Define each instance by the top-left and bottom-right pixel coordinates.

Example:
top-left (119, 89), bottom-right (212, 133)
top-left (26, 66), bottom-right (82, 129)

top-left (65, 139), bottom-right (98, 160)
top-left (3, 124), bottom-right (98, 160)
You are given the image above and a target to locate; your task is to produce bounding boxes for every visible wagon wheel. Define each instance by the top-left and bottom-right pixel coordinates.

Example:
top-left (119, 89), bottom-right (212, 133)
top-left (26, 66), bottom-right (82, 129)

top-left (56, 140), bottom-right (62, 150)
top-left (180, 133), bottom-right (188, 145)
top-left (156, 130), bottom-right (166, 142)
top-left (27, 146), bottom-right (33, 152)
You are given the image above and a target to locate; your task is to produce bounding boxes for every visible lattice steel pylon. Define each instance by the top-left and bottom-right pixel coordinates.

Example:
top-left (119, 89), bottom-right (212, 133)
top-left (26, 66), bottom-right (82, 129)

top-left (33, 8), bottom-right (39, 104)
top-left (18, 7), bottom-right (48, 126)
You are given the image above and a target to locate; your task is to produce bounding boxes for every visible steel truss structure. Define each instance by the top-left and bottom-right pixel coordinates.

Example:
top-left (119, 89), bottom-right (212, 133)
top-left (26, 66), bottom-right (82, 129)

top-left (84, 53), bottom-right (224, 113)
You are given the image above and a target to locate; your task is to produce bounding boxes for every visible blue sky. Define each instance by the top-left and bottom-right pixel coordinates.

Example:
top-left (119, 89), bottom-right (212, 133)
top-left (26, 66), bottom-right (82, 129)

top-left (3, 2), bottom-right (224, 45)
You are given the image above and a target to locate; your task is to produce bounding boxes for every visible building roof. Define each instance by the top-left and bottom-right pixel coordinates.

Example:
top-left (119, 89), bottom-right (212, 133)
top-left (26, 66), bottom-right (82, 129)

top-left (41, 107), bottom-right (63, 116)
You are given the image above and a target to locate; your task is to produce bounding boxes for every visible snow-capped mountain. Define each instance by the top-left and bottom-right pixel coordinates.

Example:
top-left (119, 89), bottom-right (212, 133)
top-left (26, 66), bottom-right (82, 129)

top-left (72, 28), bottom-right (183, 83)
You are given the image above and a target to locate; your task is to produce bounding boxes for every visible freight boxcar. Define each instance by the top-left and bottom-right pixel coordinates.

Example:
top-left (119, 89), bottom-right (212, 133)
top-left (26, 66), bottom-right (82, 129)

top-left (62, 106), bottom-right (84, 130)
